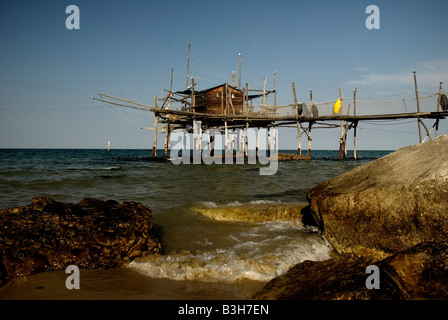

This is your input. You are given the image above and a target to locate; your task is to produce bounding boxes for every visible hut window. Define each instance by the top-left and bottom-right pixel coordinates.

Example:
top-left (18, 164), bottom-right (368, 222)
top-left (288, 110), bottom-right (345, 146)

top-left (216, 93), bottom-right (219, 98)
top-left (231, 93), bottom-right (235, 99)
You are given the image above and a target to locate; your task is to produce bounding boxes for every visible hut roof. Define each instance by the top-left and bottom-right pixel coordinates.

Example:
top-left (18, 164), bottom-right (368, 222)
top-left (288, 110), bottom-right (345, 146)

top-left (175, 83), bottom-right (243, 95)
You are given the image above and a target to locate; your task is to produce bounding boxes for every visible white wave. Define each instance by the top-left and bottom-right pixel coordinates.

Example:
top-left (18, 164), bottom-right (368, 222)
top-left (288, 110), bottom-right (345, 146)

top-left (126, 233), bottom-right (333, 283)
top-left (199, 201), bottom-right (218, 208)
top-left (248, 200), bottom-right (282, 205)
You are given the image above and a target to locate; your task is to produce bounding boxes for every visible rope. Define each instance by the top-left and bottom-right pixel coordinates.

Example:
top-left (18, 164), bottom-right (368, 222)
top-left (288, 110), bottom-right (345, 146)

top-left (94, 99), bottom-right (147, 129)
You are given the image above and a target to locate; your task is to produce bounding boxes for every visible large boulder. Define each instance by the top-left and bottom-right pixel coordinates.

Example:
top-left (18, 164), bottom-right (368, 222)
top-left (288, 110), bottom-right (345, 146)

top-left (0, 197), bottom-right (161, 286)
top-left (306, 135), bottom-right (448, 261)
top-left (253, 241), bottom-right (448, 300)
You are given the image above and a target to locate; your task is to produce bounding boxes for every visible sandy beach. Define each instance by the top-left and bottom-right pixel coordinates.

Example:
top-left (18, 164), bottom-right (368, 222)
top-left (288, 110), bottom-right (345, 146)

top-left (0, 267), bottom-right (265, 300)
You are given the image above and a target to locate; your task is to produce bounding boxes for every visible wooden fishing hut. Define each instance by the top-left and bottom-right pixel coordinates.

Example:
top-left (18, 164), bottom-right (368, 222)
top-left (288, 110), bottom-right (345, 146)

top-left (92, 45), bottom-right (448, 160)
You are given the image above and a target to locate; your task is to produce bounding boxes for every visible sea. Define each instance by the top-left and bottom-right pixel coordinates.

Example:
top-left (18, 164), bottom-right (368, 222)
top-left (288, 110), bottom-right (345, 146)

top-left (0, 148), bottom-right (392, 300)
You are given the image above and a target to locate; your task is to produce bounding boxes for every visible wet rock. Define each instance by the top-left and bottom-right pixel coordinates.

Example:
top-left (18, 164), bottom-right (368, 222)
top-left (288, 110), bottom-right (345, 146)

top-left (0, 197), bottom-right (161, 286)
top-left (306, 135), bottom-right (448, 261)
top-left (192, 202), bottom-right (308, 224)
top-left (253, 241), bottom-right (448, 300)
top-left (277, 153), bottom-right (310, 161)
top-left (254, 137), bottom-right (448, 300)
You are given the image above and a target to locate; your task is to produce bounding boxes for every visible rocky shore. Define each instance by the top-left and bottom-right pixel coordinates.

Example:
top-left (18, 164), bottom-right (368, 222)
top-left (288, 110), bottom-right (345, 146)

top-left (192, 202), bottom-right (309, 223)
top-left (0, 197), bottom-right (161, 287)
top-left (254, 135), bottom-right (448, 299)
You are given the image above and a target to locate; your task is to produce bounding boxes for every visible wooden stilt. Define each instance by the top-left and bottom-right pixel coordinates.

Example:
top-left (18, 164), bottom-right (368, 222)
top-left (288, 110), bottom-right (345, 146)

top-left (308, 90), bottom-right (312, 157)
top-left (183, 130), bottom-right (186, 158)
top-left (207, 126), bottom-right (211, 156)
top-left (353, 121), bottom-right (358, 160)
top-left (353, 88), bottom-right (357, 160)
top-left (225, 121), bottom-right (229, 155)
top-left (267, 126), bottom-right (271, 157)
top-left (256, 127), bottom-right (260, 158)
top-left (199, 122), bottom-right (203, 156)
top-left (210, 130), bottom-right (215, 157)
top-left (273, 126), bottom-right (277, 154)
top-left (436, 82), bottom-right (443, 137)
top-left (164, 124), bottom-right (170, 157)
top-left (343, 104), bottom-right (351, 158)
top-left (338, 88), bottom-right (344, 160)
top-left (307, 122), bottom-right (312, 157)
top-left (152, 96), bottom-right (158, 158)
top-left (413, 71), bottom-right (422, 143)
top-left (297, 121), bottom-right (301, 155)
top-left (245, 122), bottom-right (249, 158)
top-left (193, 120), bottom-right (198, 158)
top-left (231, 128), bottom-right (235, 155)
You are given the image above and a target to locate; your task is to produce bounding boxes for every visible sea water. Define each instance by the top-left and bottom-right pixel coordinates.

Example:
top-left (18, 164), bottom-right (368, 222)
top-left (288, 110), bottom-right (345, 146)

top-left (0, 149), bottom-right (391, 299)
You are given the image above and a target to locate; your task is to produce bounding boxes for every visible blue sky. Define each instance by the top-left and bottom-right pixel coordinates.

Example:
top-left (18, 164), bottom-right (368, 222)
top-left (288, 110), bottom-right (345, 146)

top-left (1, 0), bottom-right (447, 150)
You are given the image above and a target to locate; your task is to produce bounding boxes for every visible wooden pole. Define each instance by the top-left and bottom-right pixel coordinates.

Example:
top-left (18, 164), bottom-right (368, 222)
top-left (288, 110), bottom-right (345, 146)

top-left (245, 122), bottom-right (249, 158)
top-left (353, 88), bottom-right (358, 160)
top-left (413, 71), bottom-right (422, 143)
top-left (292, 82), bottom-right (302, 155)
top-left (245, 83), bottom-right (249, 114)
top-left (232, 128), bottom-right (236, 154)
top-left (164, 124), bottom-right (170, 157)
top-left (152, 96), bottom-right (158, 158)
top-left (338, 88), bottom-right (344, 160)
top-left (274, 71), bottom-right (277, 107)
top-left (353, 121), bottom-right (358, 160)
top-left (307, 122), bottom-right (312, 157)
top-left (238, 53), bottom-right (242, 90)
top-left (294, 83), bottom-right (301, 156)
top-left (225, 82), bottom-right (229, 115)
top-left (225, 121), bottom-right (229, 155)
top-left (209, 129), bottom-right (215, 157)
top-left (262, 78), bottom-right (267, 114)
top-left (165, 68), bottom-right (174, 157)
top-left (232, 71), bottom-right (235, 87)
top-left (267, 126), bottom-right (271, 157)
top-left (191, 77), bottom-right (195, 112)
top-left (168, 68), bottom-right (173, 110)
top-left (273, 126), bottom-right (277, 155)
top-left (183, 129), bottom-right (186, 159)
top-left (256, 127), bottom-right (260, 158)
top-left (193, 120), bottom-right (198, 157)
top-left (221, 86), bottom-right (224, 114)
top-left (436, 82), bottom-right (442, 137)
top-left (292, 82), bottom-right (299, 117)
top-left (186, 42), bottom-right (190, 90)
top-left (242, 87), bottom-right (246, 114)
top-left (344, 104), bottom-right (351, 158)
